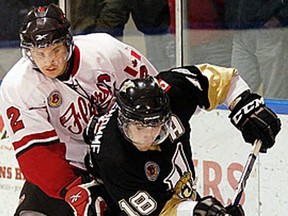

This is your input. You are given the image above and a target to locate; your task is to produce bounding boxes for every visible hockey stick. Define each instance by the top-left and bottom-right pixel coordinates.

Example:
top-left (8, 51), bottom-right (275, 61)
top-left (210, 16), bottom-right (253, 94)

top-left (231, 139), bottom-right (262, 206)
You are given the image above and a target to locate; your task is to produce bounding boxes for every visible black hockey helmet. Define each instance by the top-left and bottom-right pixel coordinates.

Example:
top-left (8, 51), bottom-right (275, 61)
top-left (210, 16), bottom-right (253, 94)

top-left (20, 3), bottom-right (72, 48)
top-left (117, 76), bottom-right (171, 123)
top-left (117, 77), bottom-right (172, 145)
top-left (19, 4), bottom-right (73, 61)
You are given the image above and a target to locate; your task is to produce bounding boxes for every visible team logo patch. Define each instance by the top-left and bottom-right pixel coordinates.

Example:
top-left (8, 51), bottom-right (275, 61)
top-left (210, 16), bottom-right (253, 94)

top-left (48, 90), bottom-right (62, 107)
top-left (145, 161), bottom-right (160, 181)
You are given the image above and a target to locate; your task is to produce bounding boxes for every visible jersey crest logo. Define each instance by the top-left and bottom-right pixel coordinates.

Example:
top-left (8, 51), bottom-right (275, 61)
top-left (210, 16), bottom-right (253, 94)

top-left (144, 161), bottom-right (160, 181)
top-left (48, 90), bottom-right (62, 108)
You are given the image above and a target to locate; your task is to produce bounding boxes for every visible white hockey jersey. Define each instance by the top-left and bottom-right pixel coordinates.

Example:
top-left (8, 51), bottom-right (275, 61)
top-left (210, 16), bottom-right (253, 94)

top-left (0, 33), bottom-right (158, 198)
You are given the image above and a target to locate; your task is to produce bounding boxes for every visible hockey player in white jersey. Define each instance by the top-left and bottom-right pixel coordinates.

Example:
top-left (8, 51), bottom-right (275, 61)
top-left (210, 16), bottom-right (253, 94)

top-left (0, 3), bottom-right (158, 216)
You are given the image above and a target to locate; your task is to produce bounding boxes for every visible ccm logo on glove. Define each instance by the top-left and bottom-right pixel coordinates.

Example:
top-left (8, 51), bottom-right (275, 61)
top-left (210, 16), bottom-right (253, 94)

top-left (231, 97), bottom-right (264, 125)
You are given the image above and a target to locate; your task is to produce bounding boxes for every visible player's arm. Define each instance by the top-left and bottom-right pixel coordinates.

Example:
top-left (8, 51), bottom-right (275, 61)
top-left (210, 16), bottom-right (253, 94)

top-left (19, 139), bottom-right (107, 216)
top-left (0, 88), bottom-right (106, 216)
top-left (159, 172), bottom-right (244, 216)
top-left (157, 64), bottom-right (281, 152)
top-left (195, 64), bottom-right (249, 110)
top-left (5, 109), bottom-right (77, 198)
top-left (103, 34), bottom-right (158, 88)
top-left (0, 92), bottom-right (77, 199)
top-left (161, 196), bottom-right (244, 216)
top-left (197, 64), bottom-right (281, 152)
top-left (1, 104), bottom-right (106, 215)
top-left (89, 35), bottom-right (159, 114)
top-left (186, 196), bottom-right (244, 216)
top-left (156, 64), bottom-right (245, 112)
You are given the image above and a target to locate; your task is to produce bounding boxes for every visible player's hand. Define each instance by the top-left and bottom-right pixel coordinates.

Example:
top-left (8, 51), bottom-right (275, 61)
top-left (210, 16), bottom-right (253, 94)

top-left (193, 196), bottom-right (236, 216)
top-left (63, 175), bottom-right (107, 216)
top-left (229, 91), bottom-right (281, 153)
top-left (225, 204), bottom-right (245, 216)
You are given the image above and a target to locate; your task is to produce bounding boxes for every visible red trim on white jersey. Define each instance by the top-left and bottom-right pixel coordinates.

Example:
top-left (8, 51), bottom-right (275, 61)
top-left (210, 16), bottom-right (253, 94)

top-left (131, 50), bottom-right (141, 61)
top-left (17, 141), bottom-right (78, 199)
top-left (71, 45), bottom-right (80, 77)
top-left (124, 66), bottom-right (138, 77)
top-left (13, 129), bottom-right (59, 156)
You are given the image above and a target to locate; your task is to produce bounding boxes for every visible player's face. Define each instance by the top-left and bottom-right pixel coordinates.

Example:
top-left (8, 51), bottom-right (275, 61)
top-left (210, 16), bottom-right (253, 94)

top-left (127, 123), bottom-right (162, 151)
top-left (30, 43), bottom-right (68, 78)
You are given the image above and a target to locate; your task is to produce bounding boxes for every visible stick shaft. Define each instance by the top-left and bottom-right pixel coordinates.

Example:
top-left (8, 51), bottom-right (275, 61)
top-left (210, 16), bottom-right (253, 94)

top-left (231, 139), bottom-right (262, 206)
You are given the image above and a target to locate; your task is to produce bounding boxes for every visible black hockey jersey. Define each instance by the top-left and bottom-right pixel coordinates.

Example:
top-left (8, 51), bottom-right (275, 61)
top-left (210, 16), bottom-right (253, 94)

top-left (89, 65), bottom-right (250, 215)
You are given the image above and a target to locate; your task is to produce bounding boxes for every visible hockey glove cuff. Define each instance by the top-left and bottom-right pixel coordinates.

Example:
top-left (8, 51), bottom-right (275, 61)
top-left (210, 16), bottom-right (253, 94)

top-left (225, 204), bottom-right (245, 216)
top-left (63, 175), bottom-right (107, 216)
top-left (193, 196), bottom-right (228, 216)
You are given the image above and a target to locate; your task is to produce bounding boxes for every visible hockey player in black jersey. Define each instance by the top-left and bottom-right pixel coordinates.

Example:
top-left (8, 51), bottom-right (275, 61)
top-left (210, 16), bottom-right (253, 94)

top-left (85, 64), bottom-right (281, 215)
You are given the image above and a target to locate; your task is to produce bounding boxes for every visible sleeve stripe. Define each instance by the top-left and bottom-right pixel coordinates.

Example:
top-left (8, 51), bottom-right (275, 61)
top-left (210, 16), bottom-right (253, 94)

top-left (15, 138), bottom-right (61, 158)
top-left (131, 50), bottom-right (141, 60)
top-left (13, 129), bottom-right (58, 151)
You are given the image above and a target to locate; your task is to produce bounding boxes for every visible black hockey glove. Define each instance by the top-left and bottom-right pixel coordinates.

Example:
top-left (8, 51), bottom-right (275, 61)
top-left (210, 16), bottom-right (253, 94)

top-left (193, 196), bottom-right (245, 216)
top-left (225, 204), bottom-right (245, 216)
top-left (229, 91), bottom-right (281, 153)
top-left (62, 174), bottom-right (107, 216)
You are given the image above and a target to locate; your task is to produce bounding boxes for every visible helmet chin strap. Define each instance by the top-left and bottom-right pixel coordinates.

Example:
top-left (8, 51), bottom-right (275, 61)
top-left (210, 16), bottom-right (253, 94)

top-left (56, 46), bottom-right (75, 81)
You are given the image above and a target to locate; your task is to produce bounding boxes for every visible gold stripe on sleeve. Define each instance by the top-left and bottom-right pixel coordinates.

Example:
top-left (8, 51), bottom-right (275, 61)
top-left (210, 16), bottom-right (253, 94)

top-left (197, 64), bottom-right (238, 110)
